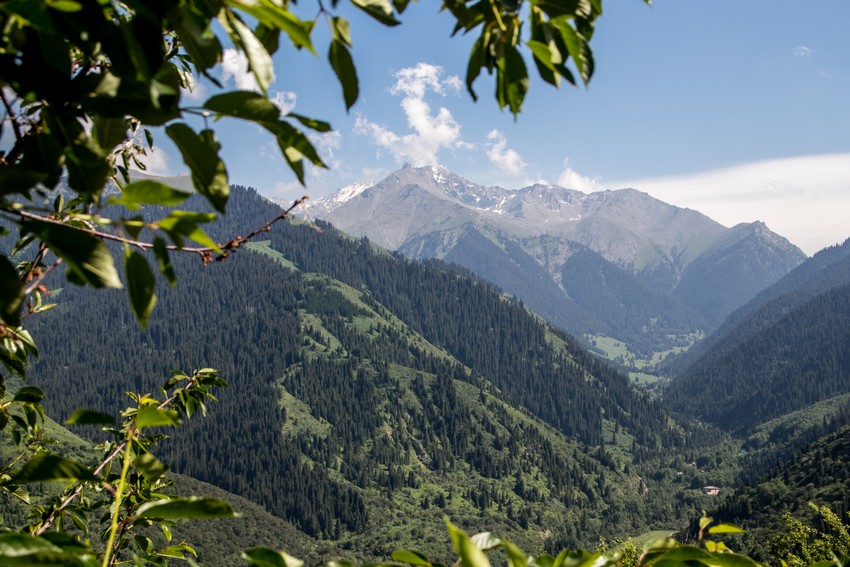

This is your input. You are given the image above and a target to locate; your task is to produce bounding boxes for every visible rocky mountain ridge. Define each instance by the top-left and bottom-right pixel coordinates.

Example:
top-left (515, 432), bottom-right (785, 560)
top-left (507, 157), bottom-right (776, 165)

top-left (310, 164), bottom-right (806, 358)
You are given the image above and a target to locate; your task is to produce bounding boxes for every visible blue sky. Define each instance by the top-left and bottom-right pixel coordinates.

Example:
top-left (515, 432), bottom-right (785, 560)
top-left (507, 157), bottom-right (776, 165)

top-left (150, 1), bottom-right (850, 254)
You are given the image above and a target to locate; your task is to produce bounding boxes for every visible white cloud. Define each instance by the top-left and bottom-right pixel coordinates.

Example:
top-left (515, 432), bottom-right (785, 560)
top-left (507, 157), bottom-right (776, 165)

top-left (270, 91), bottom-right (297, 115)
top-left (132, 148), bottom-right (172, 177)
top-left (355, 62), bottom-right (469, 166)
top-left (793, 45), bottom-right (814, 58)
top-left (221, 48), bottom-right (275, 91)
top-left (179, 71), bottom-right (208, 102)
top-left (485, 130), bottom-right (526, 175)
top-left (610, 153), bottom-right (850, 255)
top-left (557, 160), bottom-right (603, 192)
top-left (309, 130), bottom-right (342, 159)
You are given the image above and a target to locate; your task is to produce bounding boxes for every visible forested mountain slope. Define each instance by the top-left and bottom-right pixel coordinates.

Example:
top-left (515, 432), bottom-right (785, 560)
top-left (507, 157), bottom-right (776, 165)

top-left (24, 186), bottom-right (705, 560)
top-left (709, 423), bottom-right (850, 561)
top-left (664, 241), bottom-right (850, 434)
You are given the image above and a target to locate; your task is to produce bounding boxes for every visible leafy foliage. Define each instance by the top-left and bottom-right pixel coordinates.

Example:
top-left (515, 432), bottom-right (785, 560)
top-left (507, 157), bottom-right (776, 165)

top-left (0, 0), bottom-right (645, 561)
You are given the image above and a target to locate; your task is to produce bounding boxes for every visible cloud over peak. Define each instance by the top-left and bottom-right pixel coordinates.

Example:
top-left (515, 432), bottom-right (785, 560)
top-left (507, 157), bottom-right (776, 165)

top-left (355, 63), bottom-right (469, 167)
top-left (485, 130), bottom-right (526, 175)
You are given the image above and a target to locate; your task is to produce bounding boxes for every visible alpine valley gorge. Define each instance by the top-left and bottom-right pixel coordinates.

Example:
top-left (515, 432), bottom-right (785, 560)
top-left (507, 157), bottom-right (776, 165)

top-left (5, 168), bottom-right (850, 566)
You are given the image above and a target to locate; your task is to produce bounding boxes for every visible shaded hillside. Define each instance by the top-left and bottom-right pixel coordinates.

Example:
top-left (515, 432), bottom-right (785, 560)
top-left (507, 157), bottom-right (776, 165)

top-left (666, 239), bottom-right (850, 376)
top-left (672, 222), bottom-right (806, 330)
top-left (23, 186), bottom-right (698, 559)
top-left (665, 282), bottom-right (850, 434)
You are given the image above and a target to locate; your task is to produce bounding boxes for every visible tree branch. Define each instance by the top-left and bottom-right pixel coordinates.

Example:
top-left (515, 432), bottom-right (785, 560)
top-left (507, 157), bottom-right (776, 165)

top-left (0, 88), bottom-right (22, 148)
top-left (14, 195), bottom-right (309, 263)
top-left (23, 257), bottom-right (63, 296)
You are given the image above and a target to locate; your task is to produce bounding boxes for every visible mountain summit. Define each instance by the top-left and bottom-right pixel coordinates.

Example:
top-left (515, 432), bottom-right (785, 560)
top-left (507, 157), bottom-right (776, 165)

top-left (311, 165), bottom-right (806, 358)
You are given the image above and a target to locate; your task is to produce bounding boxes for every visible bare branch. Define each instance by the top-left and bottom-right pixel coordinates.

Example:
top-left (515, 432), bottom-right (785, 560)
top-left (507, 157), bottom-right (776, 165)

top-left (15, 195), bottom-right (309, 262)
top-left (0, 88), bottom-right (22, 146)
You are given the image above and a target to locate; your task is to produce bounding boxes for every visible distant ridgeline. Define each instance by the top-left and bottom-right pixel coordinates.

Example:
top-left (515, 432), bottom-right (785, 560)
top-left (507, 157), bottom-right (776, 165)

top-left (665, 239), bottom-right (850, 437)
top-left (28, 185), bottom-right (715, 561)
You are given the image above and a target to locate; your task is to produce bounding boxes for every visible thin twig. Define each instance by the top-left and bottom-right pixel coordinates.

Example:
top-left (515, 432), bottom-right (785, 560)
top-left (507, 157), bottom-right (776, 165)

top-left (23, 258), bottom-right (63, 296)
top-left (15, 196), bottom-right (309, 262)
top-left (0, 88), bottom-right (22, 145)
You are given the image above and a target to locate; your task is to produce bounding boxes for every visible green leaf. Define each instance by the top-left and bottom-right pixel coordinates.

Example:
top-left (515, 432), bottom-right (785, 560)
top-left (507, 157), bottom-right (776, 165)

top-left (447, 521), bottom-right (491, 567)
top-left (158, 542), bottom-right (196, 559)
top-left (12, 386), bottom-right (44, 403)
top-left (171, 8), bottom-right (222, 72)
top-left (0, 255), bottom-right (25, 326)
top-left (227, 12), bottom-right (275, 94)
top-left (530, 0), bottom-right (593, 19)
top-left (66, 409), bottom-right (114, 425)
top-left (261, 121), bottom-right (326, 185)
top-left (328, 39), bottom-right (359, 111)
top-left (136, 497), bottom-right (235, 520)
top-left (497, 45), bottom-right (529, 116)
top-left (109, 180), bottom-right (191, 210)
top-left (556, 22), bottom-right (592, 84)
top-left (0, 166), bottom-right (49, 196)
top-left (152, 238), bottom-right (177, 286)
top-left (135, 406), bottom-right (181, 429)
top-left (242, 548), bottom-right (305, 567)
top-left (157, 211), bottom-right (220, 250)
top-left (92, 116), bottom-right (127, 153)
top-left (470, 533), bottom-right (501, 551)
top-left (23, 220), bottom-right (122, 289)
top-left (165, 123), bottom-right (229, 213)
top-left (7, 453), bottom-right (99, 484)
top-left (125, 250), bottom-right (157, 328)
top-left (134, 453), bottom-right (166, 481)
top-left (48, 116), bottom-right (110, 201)
top-left (465, 37), bottom-right (485, 102)
top-left (331, 16), bottom-right (351, 47)
top-left (707, 523), bottom-right (746, 535)
top-left (500, 541), bottom-right (529, 567)
top-left (350, 0), bottom-right (400, 26)
top-left (47, 0), bottom-right (83, 13)
top-left (203, 91), bottom-right (282, 122)
top-left (391, 550), bottom-right (431, 565)
top-left (287, 113), bottom-right (332, 133)
top-left (0, 532), bottom-right (87, 565)
top-left (230, 1), bottom-right (315, 54)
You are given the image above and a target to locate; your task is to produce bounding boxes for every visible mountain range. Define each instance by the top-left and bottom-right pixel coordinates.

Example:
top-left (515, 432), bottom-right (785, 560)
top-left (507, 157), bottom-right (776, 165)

top-left (310, 164), bottom-right (806, 359)
top-left (8, 179), bottom-right (850, 564)
top-left (24, 186), bottom-right (721, 563)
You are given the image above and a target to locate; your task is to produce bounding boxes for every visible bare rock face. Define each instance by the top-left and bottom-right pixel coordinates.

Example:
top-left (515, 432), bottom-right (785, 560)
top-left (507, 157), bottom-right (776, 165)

top-left (309, 164), bottom-right (806, 354)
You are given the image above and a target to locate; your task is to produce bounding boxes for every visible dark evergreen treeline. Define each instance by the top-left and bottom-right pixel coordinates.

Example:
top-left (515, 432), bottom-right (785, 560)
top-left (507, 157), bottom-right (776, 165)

top-left (29, 250), bottom-right (368, 538)
top-left (666, 238), bottom-right (850, 377)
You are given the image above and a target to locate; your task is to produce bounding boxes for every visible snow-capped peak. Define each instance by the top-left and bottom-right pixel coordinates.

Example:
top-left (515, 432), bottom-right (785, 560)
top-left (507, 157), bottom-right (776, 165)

top-left (332, 181), bottom-right (373, 204)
